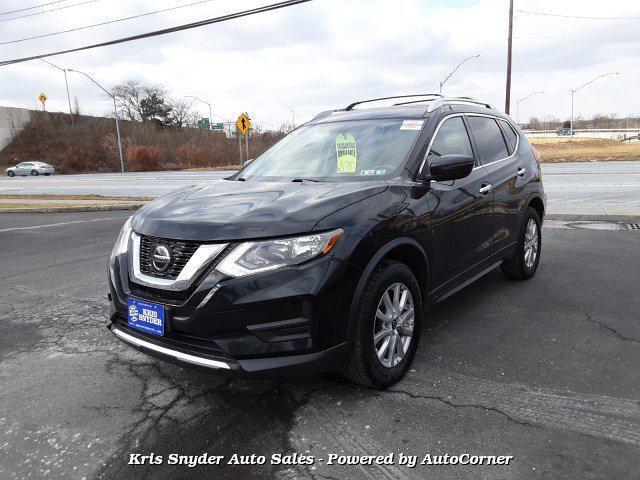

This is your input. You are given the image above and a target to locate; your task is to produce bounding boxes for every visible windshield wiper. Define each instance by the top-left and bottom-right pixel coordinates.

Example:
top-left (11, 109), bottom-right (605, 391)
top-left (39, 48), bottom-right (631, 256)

top-left (291, 178), bottom-right (320, 183)
top-left (236, 177), bottom-right (246, 181)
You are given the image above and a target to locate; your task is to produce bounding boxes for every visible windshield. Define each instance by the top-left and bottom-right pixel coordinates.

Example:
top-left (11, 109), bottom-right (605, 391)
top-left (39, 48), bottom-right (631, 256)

top-left (239, 119), bottom-right (423, 181)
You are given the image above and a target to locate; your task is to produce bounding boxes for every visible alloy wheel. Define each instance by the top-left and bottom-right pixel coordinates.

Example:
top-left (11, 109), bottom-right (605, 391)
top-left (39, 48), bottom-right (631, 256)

top-left (524, 218), bottom-right (539, 268)
top-left (373, 282), bottom-right (415, 368)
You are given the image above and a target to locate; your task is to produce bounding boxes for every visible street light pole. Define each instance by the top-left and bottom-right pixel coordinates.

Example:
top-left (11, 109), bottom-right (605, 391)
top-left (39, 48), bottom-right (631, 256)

top-left (68, 69), bottom-right (125, 173)
top-left (570, 72), bottom-right (619, 140)
top-left (185, 96), bottom-right (212, 130)
top-left (40, 59), bottom-right (73, 123)
top-left (515, 91), bottom-right (544, 124)
top-left (439, 54), bottom-right (480, 94)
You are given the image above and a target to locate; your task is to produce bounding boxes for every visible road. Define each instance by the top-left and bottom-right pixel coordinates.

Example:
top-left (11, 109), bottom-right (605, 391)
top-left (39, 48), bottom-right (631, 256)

top-left (1, 211), bottom-right (639, 479)
top-left (0, 170), bottom-right (233, 198)
top-left (1, 162), bottom-right (640, 215)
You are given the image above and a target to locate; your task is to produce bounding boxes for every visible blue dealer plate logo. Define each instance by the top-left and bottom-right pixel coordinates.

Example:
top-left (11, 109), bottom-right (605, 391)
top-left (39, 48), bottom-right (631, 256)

top-left (127, 298), bottom-right (165, 336)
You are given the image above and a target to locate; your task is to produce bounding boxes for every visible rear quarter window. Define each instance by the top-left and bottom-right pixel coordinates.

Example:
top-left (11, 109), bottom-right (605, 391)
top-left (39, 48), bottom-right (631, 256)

top-left (499, 119), bottom-right (519, 153)
top-left (467, 116), bottom-right (510, 165)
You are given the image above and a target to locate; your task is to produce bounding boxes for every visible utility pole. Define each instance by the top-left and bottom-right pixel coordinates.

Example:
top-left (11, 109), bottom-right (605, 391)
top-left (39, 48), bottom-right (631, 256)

top-left (68, 69), bottom-right (125, 173)
top-left (41, 59), bottom-right (73, 124)
top-left (505, 0), bottom-right (513, 114)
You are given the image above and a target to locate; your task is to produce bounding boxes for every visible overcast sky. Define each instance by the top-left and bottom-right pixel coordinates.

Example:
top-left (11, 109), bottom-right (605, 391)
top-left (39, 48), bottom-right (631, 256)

top-left (0, 0), bottom-right (638, 127)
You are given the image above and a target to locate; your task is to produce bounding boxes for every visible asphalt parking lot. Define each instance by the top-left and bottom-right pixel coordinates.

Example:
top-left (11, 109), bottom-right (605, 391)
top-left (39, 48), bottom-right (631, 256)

top-left (1, 211), bottom-right (639, 480)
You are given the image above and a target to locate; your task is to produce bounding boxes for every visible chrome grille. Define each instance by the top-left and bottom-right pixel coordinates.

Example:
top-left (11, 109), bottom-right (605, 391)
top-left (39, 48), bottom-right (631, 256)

top-left (139, 235), bottom-right (200, 279)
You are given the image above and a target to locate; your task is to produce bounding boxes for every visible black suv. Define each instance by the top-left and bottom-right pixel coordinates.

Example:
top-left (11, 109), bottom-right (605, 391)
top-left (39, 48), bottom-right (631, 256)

top-left (108, 94), bottom-right (546, 387)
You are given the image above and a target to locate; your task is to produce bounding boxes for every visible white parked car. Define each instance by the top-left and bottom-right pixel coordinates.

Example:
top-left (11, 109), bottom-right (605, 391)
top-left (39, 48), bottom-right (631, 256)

top-left (6, 161), bottom-right (55, 177)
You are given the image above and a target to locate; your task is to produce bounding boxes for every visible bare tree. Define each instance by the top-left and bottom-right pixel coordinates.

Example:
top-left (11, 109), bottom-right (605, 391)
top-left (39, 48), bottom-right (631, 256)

top-left (72, 96), bottom-right (82, 116)
top-left (111, 80), bottom-right (172, 124)
top-left (168, 98), bottom-right (198, 128)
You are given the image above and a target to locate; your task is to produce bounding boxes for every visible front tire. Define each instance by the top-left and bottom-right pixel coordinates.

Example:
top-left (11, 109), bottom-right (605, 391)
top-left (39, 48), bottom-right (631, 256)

top-left (31, 169), bottom-right (39, 176)
top-left (344, 260), bottom-right (422, 388)
top-left (501, 207), bottom-right (541, 279)
top-left (7, 171), bottom-right (15, 177)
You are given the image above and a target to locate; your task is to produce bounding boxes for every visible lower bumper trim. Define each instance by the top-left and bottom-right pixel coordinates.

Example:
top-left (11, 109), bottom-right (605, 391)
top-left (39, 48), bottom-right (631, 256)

top-left (112, 327), bottom-right (231, 370)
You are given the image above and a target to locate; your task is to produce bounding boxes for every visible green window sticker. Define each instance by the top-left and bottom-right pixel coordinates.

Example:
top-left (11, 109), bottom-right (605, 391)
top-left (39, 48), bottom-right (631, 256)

top-left (335, 133), bottom-right (357, 173)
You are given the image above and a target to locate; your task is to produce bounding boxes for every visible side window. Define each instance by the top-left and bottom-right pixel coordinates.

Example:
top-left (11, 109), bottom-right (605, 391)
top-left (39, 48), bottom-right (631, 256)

top-left (467, 116), bottom-right (509, 164)
top-left (498, 119), bottom-right (518, 153)
top-left (427, 117), bottom-right (473, 166)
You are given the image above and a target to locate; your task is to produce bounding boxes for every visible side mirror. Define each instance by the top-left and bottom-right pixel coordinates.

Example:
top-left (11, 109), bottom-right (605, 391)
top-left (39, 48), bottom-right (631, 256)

top-left (420, 154), bottom-right (475, 182)
top-left (243, 158), bottom-right (254, 167)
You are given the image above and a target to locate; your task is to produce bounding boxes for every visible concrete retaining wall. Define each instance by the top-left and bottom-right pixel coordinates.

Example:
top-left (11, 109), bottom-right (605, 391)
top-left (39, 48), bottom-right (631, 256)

top-left (0, 106), bottom-right (30, 152)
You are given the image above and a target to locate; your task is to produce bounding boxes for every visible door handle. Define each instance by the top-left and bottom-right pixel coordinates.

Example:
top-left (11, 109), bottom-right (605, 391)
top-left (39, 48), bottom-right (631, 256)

top-left (479, 184), bottom-right (492, 195)
top-left (517, 167), bottom-right (526, 177)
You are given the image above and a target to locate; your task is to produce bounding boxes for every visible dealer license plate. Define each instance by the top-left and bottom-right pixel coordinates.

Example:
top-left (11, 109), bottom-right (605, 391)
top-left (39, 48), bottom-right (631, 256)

top-left (127, 298), bottom-right (165, 336)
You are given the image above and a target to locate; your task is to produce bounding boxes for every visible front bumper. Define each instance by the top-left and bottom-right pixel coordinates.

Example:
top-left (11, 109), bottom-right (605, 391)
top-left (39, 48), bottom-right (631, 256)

top-left (108, 322), bottom-right (350, 377)
top-left (108, 244), bottom-right (361, 378)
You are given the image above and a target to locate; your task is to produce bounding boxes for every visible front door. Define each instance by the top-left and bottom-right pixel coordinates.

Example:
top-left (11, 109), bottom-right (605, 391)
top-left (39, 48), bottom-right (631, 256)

top-left (423, 115), bottom-right (494, 294)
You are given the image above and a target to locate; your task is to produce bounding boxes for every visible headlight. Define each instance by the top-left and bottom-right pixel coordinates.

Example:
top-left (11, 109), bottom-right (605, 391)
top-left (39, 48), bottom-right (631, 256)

top-left (110, 216), bottom-right (133, 261)
top-left (216, 229), bottom-right (343, 278)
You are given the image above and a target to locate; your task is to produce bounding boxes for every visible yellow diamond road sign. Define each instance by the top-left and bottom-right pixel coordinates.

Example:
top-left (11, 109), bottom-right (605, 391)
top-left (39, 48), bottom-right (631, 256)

top-left (236, 113), bottom-right (250, 136)
top-left (38, 92), bottom-right (47, 104)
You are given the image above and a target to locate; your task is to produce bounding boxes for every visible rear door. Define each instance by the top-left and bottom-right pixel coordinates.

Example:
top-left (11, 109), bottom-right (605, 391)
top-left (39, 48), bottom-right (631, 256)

top-left (423, 114), bottom-right (495, 293)
top-left (466, 115), bottom-right (524, 257)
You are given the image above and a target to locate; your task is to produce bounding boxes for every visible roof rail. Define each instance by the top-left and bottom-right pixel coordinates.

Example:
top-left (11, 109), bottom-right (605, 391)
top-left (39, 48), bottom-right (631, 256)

top-left (311, 109), bottom-right (337, 121)
top-left (426, 96), bottom-right (492, 112)
top-left (345, 94), bottom-right (443, 111)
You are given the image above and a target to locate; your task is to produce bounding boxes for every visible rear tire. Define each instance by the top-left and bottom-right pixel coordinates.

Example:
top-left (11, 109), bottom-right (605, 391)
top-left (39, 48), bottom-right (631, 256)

top-left (343, 260), bottom-right (422, 388)
top-left (7, 171), bottom-right (15, 177)
top-left (31, 169), bottom-right (39, 176)
top-left (501, 207), bottom-right (541, 279)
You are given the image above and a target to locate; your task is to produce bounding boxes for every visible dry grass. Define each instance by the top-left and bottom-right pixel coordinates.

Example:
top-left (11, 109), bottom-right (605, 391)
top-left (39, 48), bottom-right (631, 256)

top-left (0, 111), bottom-right (283, 174)
top-left (0, 202), bottom-right (83, 209)
top-left (529, 137), bottom-right (640, 163)
top-left (0, 194), bottom-right (150, 211)
top-left (0, 194), bottom-right (153, 201)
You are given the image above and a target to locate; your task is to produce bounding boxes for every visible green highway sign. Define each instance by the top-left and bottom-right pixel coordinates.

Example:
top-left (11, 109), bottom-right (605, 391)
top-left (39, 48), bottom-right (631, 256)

top-left (197, 118), bottom-right (210, 129)
top-left (212, 123), bottom-right (224, 131)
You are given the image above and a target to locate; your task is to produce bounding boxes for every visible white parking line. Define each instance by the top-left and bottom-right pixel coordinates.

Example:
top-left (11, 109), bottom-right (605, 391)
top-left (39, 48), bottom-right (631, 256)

top-left (0, 216), bottom-right (128, 233)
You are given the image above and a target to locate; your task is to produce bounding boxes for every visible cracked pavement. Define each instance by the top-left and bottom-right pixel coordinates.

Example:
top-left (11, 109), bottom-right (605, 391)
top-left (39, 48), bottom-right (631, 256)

top-left (1, 211), bottom-right (639, 480)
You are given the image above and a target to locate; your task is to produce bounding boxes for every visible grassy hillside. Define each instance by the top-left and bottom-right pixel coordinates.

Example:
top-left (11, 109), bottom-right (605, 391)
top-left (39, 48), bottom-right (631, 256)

top-left (0, 111), bottom-right (282, 174)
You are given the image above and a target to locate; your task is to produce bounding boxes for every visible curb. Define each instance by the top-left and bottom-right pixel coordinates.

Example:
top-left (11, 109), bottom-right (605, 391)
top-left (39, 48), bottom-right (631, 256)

top-left (0, 203), bottom-right (147, 214)
top-left (546, 213), bottom-right (640, 222)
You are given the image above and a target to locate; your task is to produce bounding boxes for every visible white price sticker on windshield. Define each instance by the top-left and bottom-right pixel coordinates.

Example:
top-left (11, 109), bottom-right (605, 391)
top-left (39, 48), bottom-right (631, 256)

top-left (400, 120), bottom-right (424, 130)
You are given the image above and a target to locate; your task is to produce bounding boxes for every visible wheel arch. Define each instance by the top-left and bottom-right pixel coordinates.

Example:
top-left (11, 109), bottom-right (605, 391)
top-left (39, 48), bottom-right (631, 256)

top-left (346, 237), bottom-right (430, 341)
top-left (527, 194), bottom-right (545, 223)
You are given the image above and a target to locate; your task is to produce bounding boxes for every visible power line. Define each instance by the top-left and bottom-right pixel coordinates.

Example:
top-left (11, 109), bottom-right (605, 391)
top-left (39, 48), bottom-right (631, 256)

top-left (0, 0), bottom-right (313, 67)
top-left (0, 0), bottom-right (98, 23)
top-left (1, 0), bottom-right (216, 44)
top-left (516, 10), bottom-right (640, 20)
top-left (515, 19), bottom-right (640, 39)
top-left (0, 0), bottom-right (69, 16)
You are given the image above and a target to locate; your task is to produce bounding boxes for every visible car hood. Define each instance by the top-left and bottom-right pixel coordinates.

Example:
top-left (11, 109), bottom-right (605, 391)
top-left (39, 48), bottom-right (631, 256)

top-left (132, 179), bottom-right (388, 241)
